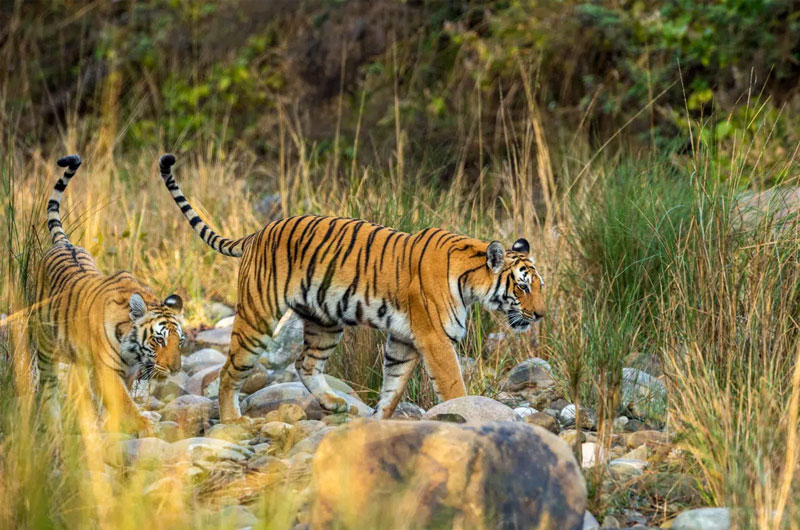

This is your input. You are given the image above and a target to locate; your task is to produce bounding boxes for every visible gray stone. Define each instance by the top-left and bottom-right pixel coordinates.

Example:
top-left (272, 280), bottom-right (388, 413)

top-left (608, 458), bottom-right (648, 480)
top-left (258, 310), bottom-right (305, 369)
top-left (513, 406), bottom-right (538, 418)
top-left (423, 396), bottom-right (519, 424)
top-left (149, 373), bottom-right (189, 402)
top-left (206, 423), bottom-right (250, 443)
top-left (154, 420), bottom-right (182, 442)
top-left (264, 369), bottom-right (299, 385)
top-left (613, 415), bottom-right (629, 431)
top-left (169, 437), bottom-right (253, 462)
top-left (622, 368), bottom-right (667, 420)
top-left (583, 510), bottom-right (600, 530)
top-left (241, 382), bottom-right (373, 419)
top-left (287, 426), bottom-right (336, 457)
top-left (295, 419), bottom-right (327, 437)
top-left (672, 508), bottom-right (731, 530)
top-left (117, 437), bottom-right (172, 466)
top-left (194, 326), bottom-right (233, 349)
top-left (502, 357), bottom-right (555, 391)
top-left (141, 410), bottom-right (161, 423)
top-left (391, 401), bottom-right (426, 420)
top-left (186, 364), bottom-right (223, 395)
top-left (525, 411), bottom-right (558, 433)
top-left (201, 301), bottom-right (235, 323)
top-left (559, 404), bottom-right (598, 430)
top-left (311, 420), bottom-right (586, 529)
top-left (160, 394), bottom-right (219, 435)
top-left (183, 348), bottom-right (226, 375)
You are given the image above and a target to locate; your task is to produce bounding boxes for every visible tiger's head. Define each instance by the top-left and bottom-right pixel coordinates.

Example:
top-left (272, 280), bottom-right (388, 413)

top-left (122, 293), bottom-right (185, 380)
top-left (483, 238), bottom-right (545, 332)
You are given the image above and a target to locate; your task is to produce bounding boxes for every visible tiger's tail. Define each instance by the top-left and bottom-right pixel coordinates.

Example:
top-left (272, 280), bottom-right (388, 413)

top-left (158, 154), bottom-right (250, 258)
top-left (47, 154), bottom-right (82, 246)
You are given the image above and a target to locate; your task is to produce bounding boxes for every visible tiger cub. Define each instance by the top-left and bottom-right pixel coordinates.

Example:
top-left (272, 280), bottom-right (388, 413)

top-left (32, 155), bottom-right (185, 433)
top-left (158, 154), bottom-right (545, 422)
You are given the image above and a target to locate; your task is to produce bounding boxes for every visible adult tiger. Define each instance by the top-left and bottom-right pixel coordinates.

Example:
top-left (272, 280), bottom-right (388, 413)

top-left (32, 155), bottom-right (185, 434)
top-left (158, 154), bottom-right (545, 421)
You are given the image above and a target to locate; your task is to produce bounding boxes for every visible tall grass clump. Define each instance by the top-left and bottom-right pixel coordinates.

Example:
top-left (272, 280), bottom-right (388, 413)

top-left (549, 129), bottom-right (800, 526)
top-left (658, 173), bottom-right (800, 527)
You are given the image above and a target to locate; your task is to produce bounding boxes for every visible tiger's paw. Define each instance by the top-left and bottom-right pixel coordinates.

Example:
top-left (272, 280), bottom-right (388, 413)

top-left (136, 416), bottom-right (157, 438)
top-left (318, 392), bottom-right (348, 414)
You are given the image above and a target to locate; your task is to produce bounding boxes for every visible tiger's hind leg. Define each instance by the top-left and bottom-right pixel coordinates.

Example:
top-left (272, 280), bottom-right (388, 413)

top-left (219, 313), bottom-right (274, 422)
top-left (375, 336), bottom-right (420, 418)
top-left (295, 320), bottom-right (348, 414)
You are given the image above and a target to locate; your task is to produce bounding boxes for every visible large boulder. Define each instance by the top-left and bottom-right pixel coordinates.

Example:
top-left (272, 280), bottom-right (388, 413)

top-left (241, 382), bottom-right (373, 419)
top-left (423, 396), bottom-right (519, 424)
top-left (310, 419), bottom-right (586, 529)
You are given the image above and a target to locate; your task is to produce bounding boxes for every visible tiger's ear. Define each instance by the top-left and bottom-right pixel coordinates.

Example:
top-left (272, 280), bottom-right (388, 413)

top-left (129, 293), bottom-right (147, 320)
top-left (512, 238), bottom-right (530, 255)
top-left (164, 294), bottom-right (183, 312)
top-left (487, 241), bottom-right (505, 274)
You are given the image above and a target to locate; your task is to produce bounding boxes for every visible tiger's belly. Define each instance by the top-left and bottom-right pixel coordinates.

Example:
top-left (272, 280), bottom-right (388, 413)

top-left (287, 287), bottom-right (412, 340)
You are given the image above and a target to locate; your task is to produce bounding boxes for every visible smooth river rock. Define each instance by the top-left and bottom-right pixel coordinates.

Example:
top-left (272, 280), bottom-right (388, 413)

top-left (310, 419), bottom-right (586, 529)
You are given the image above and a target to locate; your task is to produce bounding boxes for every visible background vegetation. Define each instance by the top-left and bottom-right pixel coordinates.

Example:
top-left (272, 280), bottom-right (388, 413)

top-left (2, 0), bottom-right (800, 528)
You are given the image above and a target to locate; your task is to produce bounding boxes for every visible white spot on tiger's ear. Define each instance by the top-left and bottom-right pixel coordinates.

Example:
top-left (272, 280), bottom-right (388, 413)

top-left (487, 241), bottom-right (505, 273)
top-left (129, 293), bottom-right (147, 321)
top-left (512, 238), bottom-right (530, 254)
top-left (164, 294), bottom-right (183, 312)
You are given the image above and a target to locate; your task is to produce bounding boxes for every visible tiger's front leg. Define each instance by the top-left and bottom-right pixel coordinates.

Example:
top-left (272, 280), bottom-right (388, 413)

top-left (295, 320), bottom-right (348, 414)
top-left (374, 336), bottom-right (420, 418)
top-left (415, 332), bottom-right (468, 403)
top-left (93, 362), bottom-right (153, 435)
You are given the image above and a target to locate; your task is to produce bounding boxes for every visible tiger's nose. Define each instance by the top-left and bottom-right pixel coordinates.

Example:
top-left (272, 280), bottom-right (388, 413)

top-left (169, 357), bottom-right (182, 373)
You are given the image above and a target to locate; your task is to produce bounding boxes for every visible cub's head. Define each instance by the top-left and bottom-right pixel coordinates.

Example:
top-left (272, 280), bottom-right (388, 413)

top-left (484, 238), bottom-right (545, 332)
top-left (123, 293), bottom-right (185, 379)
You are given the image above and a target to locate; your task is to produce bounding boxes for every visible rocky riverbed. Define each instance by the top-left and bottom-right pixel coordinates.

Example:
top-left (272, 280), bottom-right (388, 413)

top-left (107, 311), bottom-right (723, 529)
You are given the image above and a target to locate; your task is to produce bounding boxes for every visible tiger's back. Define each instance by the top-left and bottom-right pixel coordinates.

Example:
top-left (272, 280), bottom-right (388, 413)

top-left (34, 243), bottom-right (155, 370)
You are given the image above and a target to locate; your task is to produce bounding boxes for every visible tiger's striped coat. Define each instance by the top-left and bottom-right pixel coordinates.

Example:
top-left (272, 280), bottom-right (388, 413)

top-left (158, 154), bottom-right (545, 421)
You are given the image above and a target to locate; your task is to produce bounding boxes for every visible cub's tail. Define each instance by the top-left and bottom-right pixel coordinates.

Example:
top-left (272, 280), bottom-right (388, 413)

top-left (158, 154), bottom-right (250, 258)
top-left (47, 154), bottom-right (82, 246)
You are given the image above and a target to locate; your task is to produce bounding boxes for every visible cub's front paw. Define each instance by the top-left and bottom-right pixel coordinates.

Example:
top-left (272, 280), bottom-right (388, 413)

top-left (136, 415), bottom-right (157, 438)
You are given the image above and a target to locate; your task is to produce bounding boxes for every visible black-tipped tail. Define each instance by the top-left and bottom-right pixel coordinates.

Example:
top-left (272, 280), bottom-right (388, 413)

top-left (158, 154), bottom-right (248, 258)
top-left (48, 154), bottom-right (82, 245)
